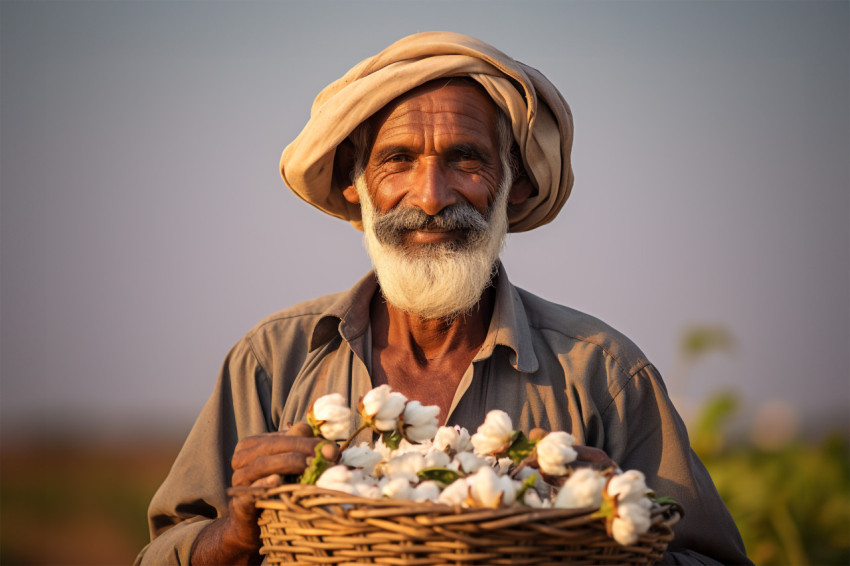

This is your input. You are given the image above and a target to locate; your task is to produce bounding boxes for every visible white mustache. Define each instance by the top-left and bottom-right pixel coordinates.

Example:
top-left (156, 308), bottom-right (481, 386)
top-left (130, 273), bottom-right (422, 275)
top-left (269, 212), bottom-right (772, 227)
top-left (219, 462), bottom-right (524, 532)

top-left (372, 203), bottom-right (489, 249)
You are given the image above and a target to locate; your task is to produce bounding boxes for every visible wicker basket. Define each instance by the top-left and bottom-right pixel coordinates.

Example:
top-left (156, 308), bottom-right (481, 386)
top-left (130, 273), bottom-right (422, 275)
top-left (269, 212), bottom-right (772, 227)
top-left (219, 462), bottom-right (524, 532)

top-left (252, 484), bottom-right (681, 565)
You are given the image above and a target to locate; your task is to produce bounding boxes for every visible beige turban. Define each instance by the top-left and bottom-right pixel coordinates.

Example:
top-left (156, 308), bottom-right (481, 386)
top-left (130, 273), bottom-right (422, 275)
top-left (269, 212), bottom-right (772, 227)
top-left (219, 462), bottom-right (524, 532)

top-left (280, 31), bottom-right (574, 232)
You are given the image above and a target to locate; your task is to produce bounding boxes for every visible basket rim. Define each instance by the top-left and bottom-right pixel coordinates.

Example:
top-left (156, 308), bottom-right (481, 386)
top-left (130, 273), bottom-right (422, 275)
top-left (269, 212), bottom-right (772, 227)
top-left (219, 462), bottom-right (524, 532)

top-left (243, 483), bottom-right (683, 527)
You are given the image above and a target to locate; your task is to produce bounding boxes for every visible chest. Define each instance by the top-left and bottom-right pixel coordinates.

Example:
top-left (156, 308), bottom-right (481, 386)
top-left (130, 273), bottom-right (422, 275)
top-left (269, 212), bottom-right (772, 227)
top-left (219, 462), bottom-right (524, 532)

top-left (370, 346), bottom-right (475, 423)
top-left (278, 340), bottom-right (582, 440)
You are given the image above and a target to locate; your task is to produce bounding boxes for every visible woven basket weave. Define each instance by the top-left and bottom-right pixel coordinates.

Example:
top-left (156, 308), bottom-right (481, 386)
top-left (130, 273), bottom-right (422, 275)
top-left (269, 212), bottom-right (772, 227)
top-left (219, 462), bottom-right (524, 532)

top-left (253, 484), bottom-right (681, 565)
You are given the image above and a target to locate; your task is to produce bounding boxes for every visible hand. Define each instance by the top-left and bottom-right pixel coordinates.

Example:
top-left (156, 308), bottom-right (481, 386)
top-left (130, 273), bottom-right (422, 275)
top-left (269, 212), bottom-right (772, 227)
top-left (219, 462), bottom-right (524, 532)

top-left (190, 422), bottom-right (338, 566)
top-left (528, 427), bottom-right (617, 473)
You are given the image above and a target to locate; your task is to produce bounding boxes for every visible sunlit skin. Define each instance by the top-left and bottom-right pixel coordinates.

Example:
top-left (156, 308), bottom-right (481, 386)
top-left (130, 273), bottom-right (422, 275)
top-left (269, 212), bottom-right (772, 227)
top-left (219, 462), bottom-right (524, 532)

top-left (346, 82), bottom-right (505, 250)
top-left (341, 82), bottom-right (520, 420)
top-left (189, 82), bottom-right (612, 566)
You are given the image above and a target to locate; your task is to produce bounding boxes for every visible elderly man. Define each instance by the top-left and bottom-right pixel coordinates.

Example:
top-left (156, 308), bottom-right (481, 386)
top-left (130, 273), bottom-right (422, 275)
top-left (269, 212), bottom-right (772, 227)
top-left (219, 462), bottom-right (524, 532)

top-left (137, 32), bottom-right (750, 565)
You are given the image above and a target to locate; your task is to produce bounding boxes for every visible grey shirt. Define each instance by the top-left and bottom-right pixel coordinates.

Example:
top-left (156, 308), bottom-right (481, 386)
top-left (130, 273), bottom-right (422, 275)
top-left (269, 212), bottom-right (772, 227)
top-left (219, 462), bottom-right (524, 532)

top-left (137, 267), bottom-right (750, 565)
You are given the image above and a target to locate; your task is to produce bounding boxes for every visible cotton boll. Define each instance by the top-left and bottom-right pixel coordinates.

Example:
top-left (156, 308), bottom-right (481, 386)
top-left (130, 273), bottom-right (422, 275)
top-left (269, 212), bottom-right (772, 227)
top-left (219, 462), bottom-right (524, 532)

top-left (354, 483), bottom-right (382, 500)
top-left (467, 466), bottom-right (517, 508)
top-left (381, 477), bottom-right (414, 500)
top-left (470, 410), bottom-right (514, 456)
top-left (522, 489), bottom-right (549, 508)
top-left (383, 451), bottom-right (426, 483)
top-left (316, 465), bottom-right (352, 487)
top-left (553, 468), bottom-right (605, 509)
top-left (433, 426), bottom-right (460, 453)
top-left (340, 445), bottom-right (383, 474)
top-left (611, 501), bottom-right (652, 545)
top-left (361, 385), bottom-right (407, 432)
top-left (402, 401), bottom-right (440, 443)
top-left (309, 393), bottom-right (352, 440)
top-left (467, 467), bottom-right (503, 508)
top-left (453, 452), bottom-right (487, 474)
top-left (397, 438), bottom-right (433, 456)
top-left (436, 478), bottom-right (470, 506)
top-left (607, 470), bottom-right (650, 505)
top-left (423, 450), bottom-right (451, 469)
top-left (373, 435), bottom-right (395, 461)
top-left (434, 426), bottom-right (473, 454)
top-left (535, 431), bottom-right (577, 476)
top-left (411, 481), bottom-right (441, 502)
top-left (455, 427), bottom-right (473, 453)
top-left (348, 468), bottom-right (372, 484)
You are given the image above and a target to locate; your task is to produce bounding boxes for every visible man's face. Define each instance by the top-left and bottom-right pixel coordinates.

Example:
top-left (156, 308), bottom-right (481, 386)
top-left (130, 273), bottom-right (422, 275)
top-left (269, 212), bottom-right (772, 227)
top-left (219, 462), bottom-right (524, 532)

top-left (360, 82), bottom-right (504, 253)
top-left (348, 82), bottom-right (513, 320)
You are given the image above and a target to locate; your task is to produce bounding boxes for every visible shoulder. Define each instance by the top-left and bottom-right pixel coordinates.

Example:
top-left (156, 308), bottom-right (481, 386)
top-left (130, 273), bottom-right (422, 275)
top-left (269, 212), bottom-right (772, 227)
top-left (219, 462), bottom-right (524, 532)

top-left (237, 291), bottom-right (347, 369)
top-left (248, 292), bottom-right (345, 337)
top-left (240, 292), bottom-right (345, 346)
top-left (515, 286), bottom-right (651, 378)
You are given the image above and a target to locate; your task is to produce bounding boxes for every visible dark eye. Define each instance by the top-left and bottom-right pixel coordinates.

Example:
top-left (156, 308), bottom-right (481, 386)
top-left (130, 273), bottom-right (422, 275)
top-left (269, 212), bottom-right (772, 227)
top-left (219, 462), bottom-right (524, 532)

top-left (387, 154), bottom-right (411, 163)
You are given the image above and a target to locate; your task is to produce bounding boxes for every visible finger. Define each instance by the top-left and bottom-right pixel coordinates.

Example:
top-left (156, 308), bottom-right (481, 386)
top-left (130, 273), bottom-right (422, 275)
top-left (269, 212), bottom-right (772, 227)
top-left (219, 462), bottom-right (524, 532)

top-left (528, 428), bottom-right (547, 442)
top-left (229, 476), bottom-right (283, 524)
top-left (320, 441), bottom-right (339, 462)
top-left (232, 453), bottom-right (314, 486)
top-left (232, 433), bottom-right (321, 469)
top-left (251, 474), bottom-right (283, 489)
top-left (286, 422), bottom-right (315, 437)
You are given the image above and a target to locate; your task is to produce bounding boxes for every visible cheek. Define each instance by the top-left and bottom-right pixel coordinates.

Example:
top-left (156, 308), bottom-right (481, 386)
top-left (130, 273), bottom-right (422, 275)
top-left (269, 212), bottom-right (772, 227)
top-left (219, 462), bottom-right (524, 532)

top-left (457, 174), bottom-right (501, 212)
top-left (367, 174), bottom-right (408, 211)
top-left (366, 167), bottom-right (502, 214)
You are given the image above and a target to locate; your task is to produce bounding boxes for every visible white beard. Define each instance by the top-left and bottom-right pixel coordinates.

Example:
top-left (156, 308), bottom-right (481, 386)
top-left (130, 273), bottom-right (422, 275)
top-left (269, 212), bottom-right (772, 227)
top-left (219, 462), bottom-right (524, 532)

top-left (356, 175), bottom-right (511, 320)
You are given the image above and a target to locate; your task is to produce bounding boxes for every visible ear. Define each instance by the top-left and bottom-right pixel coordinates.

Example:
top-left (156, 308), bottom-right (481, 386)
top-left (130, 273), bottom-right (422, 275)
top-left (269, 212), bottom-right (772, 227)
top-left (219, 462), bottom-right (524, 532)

top-left (342, 183), bottom-right (360, 204)
top-left (508, 174), bottom-right (534, 205)
top-left (333, 138), bottom-right (359, 204)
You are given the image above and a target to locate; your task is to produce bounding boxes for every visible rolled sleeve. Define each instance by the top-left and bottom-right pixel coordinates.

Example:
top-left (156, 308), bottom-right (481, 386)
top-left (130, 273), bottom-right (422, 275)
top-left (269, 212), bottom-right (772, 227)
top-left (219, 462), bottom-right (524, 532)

top-left (135, 337), bottom-right (273, 565)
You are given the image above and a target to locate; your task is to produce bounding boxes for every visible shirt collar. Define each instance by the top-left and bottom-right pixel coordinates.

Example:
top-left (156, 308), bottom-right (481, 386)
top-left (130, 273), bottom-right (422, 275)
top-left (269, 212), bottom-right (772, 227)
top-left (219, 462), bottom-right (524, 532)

top-left (309, 271), bottom-right (378, 351)
top-left (474, 263), bottom-right (539, 373)
top-left (308, 265), bottom-right (539, 374)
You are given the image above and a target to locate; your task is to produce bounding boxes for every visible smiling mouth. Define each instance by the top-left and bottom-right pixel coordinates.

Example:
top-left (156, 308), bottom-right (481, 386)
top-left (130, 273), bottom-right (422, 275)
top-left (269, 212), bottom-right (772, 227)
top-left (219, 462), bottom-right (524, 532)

top-left (408, 228), bottom-right (462, 244)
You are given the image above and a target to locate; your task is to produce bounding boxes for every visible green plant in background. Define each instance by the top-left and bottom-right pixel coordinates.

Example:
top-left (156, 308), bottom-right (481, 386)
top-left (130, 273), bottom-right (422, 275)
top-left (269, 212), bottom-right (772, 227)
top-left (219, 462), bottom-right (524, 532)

top-left (680, 327), bottom-right (850, 565)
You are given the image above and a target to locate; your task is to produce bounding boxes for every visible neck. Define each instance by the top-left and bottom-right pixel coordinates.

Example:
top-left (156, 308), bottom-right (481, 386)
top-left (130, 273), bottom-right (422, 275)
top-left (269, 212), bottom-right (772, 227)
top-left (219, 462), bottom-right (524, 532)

top-left (371, 286), bottom-right (495, 365)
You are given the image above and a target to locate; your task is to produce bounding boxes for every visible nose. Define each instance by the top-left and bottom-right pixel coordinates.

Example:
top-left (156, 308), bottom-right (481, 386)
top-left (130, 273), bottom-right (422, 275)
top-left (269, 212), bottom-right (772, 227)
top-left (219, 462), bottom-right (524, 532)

top-left (406, 157), bottom-right (457, 216)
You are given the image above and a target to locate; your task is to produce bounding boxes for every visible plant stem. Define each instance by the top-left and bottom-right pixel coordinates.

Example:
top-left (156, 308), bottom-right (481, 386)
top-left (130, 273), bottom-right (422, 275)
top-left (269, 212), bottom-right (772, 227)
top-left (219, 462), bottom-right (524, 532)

top-left (338, 423), bottom-right (370, 453)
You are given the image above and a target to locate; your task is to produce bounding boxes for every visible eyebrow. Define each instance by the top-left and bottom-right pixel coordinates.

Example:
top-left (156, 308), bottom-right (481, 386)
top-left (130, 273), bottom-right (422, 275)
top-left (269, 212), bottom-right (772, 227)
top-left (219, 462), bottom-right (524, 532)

top-left (371, 142), bottom-right (492, 163)
top-left (449, 143), bottom-right (489, 160)
top-left (371, 145), bottom-right (413, 164)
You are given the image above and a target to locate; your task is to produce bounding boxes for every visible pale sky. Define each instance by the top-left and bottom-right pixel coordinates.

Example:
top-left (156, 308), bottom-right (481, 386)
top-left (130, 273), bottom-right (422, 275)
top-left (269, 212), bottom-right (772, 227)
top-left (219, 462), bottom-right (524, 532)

top-left (2, 0), bottom-right (848, 439)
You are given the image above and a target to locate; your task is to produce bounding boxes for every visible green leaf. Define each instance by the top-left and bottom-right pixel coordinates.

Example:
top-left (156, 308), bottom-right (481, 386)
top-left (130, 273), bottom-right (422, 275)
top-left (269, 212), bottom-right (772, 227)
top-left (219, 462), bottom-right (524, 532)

top-left (691, 391), bottom-right (739, 458)
top-left (515, 472), bottom-right (539, 500)
top-left (506, 431), bottom-right (536, 466)
top-left (299, 442), bottom-right (334, 485)
top-left (680, 326), bottom-right (734, 362)
top-left (652, 495), bottom-right (680, 506)
top-left (417, 467), bottom-right (463, 487)
top-left (382, 429), bottom-right (403, 450)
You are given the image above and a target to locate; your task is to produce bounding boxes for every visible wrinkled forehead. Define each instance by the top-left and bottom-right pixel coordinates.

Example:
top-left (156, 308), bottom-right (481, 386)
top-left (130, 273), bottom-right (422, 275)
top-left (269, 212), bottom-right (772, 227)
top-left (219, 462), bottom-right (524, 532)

top-left (380, 84), bottom-right (497, 136)
top-left (362, 78), bottom-right (500, 148)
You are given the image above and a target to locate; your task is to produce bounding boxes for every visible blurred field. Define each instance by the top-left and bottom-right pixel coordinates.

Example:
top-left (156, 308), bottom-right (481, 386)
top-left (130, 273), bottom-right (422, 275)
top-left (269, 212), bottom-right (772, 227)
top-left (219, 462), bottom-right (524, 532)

top-left (1, 434), bottom-right (182, 565)
top-left (691, 393), bottom-right (850, 565)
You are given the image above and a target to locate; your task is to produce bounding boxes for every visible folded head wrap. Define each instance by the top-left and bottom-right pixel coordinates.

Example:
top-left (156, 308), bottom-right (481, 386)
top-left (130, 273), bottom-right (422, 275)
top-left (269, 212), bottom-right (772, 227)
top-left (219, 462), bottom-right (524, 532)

top-left (280, 31), bottom-right (574, 232)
